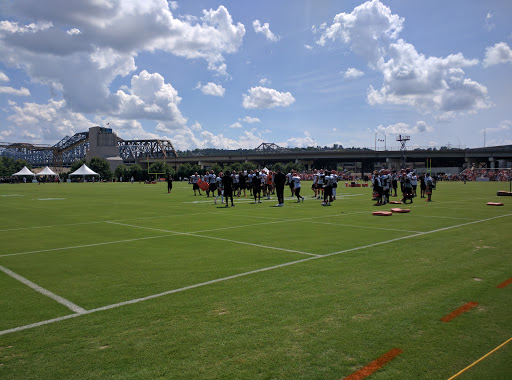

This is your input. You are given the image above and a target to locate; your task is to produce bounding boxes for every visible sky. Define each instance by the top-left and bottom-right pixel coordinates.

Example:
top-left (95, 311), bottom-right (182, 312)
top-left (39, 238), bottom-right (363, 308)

top-left (0, 0), bottom-right (511, 151)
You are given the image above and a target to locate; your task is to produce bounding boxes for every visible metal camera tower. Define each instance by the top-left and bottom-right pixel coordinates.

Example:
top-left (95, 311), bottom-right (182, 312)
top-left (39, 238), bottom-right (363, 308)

top-left (396, 135), bottom-right (410, 169)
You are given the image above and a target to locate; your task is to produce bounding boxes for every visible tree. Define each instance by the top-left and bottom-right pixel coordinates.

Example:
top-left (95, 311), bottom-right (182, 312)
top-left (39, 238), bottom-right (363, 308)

top-left (128, 164), bottom-right (143, 181)
top-left (69, 159), bottom-right (86, 173)
top-left (210, 164), bottom-right (223, 174)
top-left (89, 157), bottom-right (112, 180)
top-left (114, 164), bottom-right (128, 181)
top-left (177, 163), bottom-right (193, 179)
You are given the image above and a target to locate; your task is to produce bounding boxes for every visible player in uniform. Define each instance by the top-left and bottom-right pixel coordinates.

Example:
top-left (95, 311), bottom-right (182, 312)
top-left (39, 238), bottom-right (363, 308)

top-left (190, 172), bottom-right (202, 196)
top-left (292, 172), bottom-right (305, 202)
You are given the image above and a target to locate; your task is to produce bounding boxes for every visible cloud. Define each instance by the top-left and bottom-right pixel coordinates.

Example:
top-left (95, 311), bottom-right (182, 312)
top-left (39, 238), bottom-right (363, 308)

top-left (376, 121), bottom-right (433, 135)
top-left (230, 122), bottom-right (242, 128)
top-left (241, 116), bottom-right (261, 124)
top-left (280, 131), bottom-right (317, 148)
top-left (259, 78), bottom-right (271, 86)
top-left (252, 20), bottom-right (279, 42)
top-left (483, 42), bottom-right (512, 67)
top-left (242, 86), bottom-right (295, 109)
top-left (6, 99), bottom-right (95, 142)
top-left (485, 12), bottom-right (495, 31)
top-left (196, 82), bottom-right (226, 97)
top-left (0, 86), bottom-right (31, 96)
top-left (114, 70), bottom-right (187, 128)
top-left (304, 44), bottom-right (313, 50)
top-left (157, 125), bottom-right (265, 150)
top-left (0, 1), bottom-right (245, 122)
top-left (66, 28), bottom-right (81, 36)
top-left (344, 68), bottom-right (364, 79)
top-left (483, 120), bottom-right (511, 134)
top-left (0, 72), bottom-right (9, 82)
top-left (316, 0), bottom-right (491, 118)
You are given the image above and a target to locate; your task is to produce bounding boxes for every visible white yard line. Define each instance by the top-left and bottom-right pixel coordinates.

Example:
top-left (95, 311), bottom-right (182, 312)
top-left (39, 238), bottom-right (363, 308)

top-left (0, 234), bottom-right (176, 258)
top-left (106, 221), bottom-right (321, 257)
top-left (0, 265), bottom-right (86, 314)
top-left (307, 220), bottom-right (423, 234)
top-left (1, 212), bottom-right (510, 337)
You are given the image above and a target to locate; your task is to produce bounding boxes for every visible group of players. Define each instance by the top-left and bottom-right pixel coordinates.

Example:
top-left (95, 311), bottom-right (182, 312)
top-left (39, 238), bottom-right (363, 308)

top-left (371, 168), bottom-right (436, 205)
top-left (188, 168), bottom-right (347, 207)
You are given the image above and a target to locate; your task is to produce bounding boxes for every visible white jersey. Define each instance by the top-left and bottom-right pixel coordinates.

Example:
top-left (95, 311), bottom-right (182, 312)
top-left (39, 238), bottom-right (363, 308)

top-left (317, 173), bottom-right (325, 185)
top-left (286, 173), bottom-right (293, 184)
top-left (410, 175), bottom-right (417, 186)
top-left (216, 176), bottom-right (223, 190)
top-left (292, 175), bottom-right (301, 189)
top-left (191, 175), bottom-right (199, 184)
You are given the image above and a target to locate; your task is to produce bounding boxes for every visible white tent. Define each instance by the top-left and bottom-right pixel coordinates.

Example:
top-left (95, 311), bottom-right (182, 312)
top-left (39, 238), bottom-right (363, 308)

top-left (69, 164), bottom-right (100, 177)
top-left (12, 166), bottom-right (35, 176)
top-left (36, 166), bottom-right (58, 176)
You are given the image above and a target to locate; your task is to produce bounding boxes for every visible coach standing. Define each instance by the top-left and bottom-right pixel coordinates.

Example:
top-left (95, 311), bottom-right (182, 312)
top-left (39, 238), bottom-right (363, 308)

top-left (274, 168), bottom-right (286, 207)
top-left (222, 170), bottom-right (235, 207)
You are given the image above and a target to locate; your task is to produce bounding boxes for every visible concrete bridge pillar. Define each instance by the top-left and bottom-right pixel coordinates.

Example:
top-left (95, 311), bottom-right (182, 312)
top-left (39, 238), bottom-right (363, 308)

top-left (489, 157), bottom-right (495, 169)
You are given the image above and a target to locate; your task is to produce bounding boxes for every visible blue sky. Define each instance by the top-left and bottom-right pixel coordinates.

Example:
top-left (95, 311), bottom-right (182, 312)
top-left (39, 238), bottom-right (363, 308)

top-left (0, 0), bottom-right (511, 150)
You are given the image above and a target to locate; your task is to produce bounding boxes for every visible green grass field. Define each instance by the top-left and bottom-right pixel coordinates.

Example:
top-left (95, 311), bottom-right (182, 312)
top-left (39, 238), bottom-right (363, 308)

top-left (0, 180), bottom-right (511, 379)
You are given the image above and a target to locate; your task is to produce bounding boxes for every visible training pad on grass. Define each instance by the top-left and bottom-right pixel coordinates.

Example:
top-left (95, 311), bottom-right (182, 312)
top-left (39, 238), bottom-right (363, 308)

top-left (487, 202), bottom-right (504, 206)
top-left (372, 211), bottom-right (392, 216)
top-left (389, 201), bottom-right (402, 204)
top-left (390, 208), bottom-right (410, 213)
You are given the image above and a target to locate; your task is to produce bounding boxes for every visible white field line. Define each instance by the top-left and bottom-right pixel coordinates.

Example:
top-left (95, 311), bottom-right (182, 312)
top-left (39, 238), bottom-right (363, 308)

top-left (0, 210), bottom-right (222, 233)
top-left (1, 212), bottom-right (511, 337)
top-left (106, 221), bottom-right (321, 257)
top-left (0, 213), bottom-right (358, 259)
top-left (307, 220), bottom-right (423, 234)
top-left (0, 265), bottom-right (86, 314)
top-left (0, 234), bottom-right (177, 259)
top-left (323, 212), bottom-right (512, 258)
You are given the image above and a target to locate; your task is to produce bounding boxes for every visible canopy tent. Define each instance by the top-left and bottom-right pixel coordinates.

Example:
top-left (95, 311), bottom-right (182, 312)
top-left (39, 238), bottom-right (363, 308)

top-left (12, 166), bottom-right (35, 176)
top-left (36, 166), bottom-right (58, 176)
top-left (69, 164), bottom-right (100, 177)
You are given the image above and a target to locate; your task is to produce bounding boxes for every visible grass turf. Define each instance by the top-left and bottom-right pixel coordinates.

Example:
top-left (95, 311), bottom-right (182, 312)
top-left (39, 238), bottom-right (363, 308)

top-left (0, 180), bottom-right (511, 379)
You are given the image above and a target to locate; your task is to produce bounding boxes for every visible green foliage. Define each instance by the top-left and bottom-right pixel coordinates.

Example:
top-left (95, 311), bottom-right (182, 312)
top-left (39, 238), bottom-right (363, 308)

top-left (0, 157), bottom-right (32, 176)
top-left (89, 157), bottom-right (112, 180)
top-left (128, 164), bottom-right (143, 181)
top-left (69, 159), bottom-right (86, 173)
top-left (177, 163), bottom-right (193, 179)
top-left (114, 164), bottom-right (128, 181)
top-left (210, 164), bottom-right (223, 174)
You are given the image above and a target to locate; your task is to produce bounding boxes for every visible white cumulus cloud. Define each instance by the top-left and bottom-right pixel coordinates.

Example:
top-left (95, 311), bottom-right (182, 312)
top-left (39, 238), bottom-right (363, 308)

top-left (344, 68), bottom-right (364, 79)
top-left (196, 82), bottom-right (226, 97)
top-left (242, 86), bottom-right (295, 109)
top-left (241, 116), bottom-right (261, 124)
top-left (483, 42), bottom-right (512, 67)
top-left (376, 121), bottom-right (433, 135)
top-left (0, 86), bottom-right (31, 96)
top-left (316, 0), bottom-right (491, 118)
top-left (253, 20), bottom-right (279, 42)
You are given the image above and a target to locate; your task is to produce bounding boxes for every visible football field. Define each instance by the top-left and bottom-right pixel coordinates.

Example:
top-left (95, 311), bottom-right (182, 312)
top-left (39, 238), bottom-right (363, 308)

top-left (0, 180), bottom-right (511, 379)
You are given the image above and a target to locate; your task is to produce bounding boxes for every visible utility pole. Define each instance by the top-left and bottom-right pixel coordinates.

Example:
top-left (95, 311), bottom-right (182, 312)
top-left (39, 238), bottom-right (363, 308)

top-left (396, 135), bottom-right (410, 169)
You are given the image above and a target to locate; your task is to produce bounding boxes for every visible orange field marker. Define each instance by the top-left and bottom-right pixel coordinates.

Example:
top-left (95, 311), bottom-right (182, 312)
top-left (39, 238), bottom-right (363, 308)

top-left (344, 348), bottom-right (402, 380)
top-left (497, 277), bottom-right (512, 288)
top-left (441, 302), bottom-right (478, 322)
